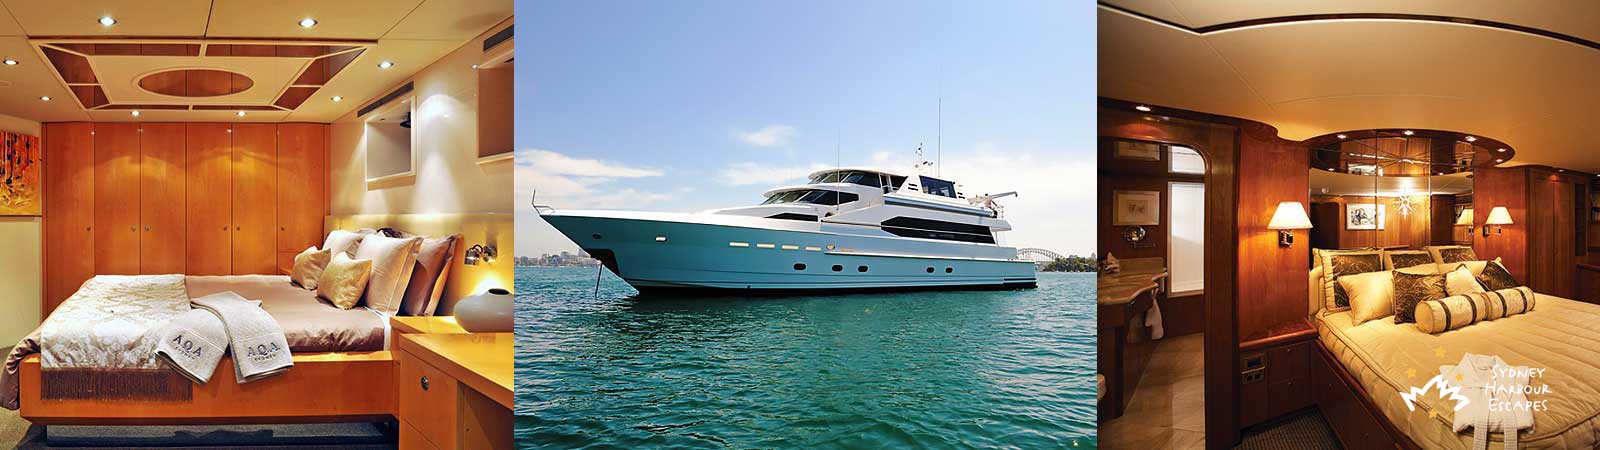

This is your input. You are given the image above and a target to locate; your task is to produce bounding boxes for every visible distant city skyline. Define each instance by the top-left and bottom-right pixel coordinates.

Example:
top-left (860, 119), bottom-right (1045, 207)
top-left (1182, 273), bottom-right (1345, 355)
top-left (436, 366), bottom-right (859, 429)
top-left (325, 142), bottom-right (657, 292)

top-left (517, 1), bottom-right (1090, 257)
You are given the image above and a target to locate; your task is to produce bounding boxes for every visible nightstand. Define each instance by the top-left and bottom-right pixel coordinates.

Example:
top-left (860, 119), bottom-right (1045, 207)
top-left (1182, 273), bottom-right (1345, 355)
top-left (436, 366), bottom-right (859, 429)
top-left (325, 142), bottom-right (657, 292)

top-left (395, 332), bottom-right (513, 450)
top-left (1239, 319), bottom-right (1316, 427)
top-left (391, 316), bottom-right (468, 349)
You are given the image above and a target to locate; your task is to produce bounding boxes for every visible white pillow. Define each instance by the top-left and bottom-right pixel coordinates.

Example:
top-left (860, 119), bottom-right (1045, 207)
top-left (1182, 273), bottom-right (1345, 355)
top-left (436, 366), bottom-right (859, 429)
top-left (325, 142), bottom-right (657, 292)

top-left (1339, 270), bottom-right (1394, 325)
top-left (1444, 265), bottom-right (1486, 296)
top-left (353, 234), bottom-right (422, 314)
top-left (324, 230), bottom-right (365, 257)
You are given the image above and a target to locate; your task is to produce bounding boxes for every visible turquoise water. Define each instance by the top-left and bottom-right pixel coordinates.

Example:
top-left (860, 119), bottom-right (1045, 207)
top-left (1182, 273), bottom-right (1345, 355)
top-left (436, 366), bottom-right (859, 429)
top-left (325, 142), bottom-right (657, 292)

top-left (514, 267), bottom-right (1098, 449)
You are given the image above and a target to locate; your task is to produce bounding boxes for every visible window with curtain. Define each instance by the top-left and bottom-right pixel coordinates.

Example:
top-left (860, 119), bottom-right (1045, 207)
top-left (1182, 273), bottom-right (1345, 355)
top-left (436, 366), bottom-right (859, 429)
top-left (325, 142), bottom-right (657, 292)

top-left (1169, 181), bottom-right (1205, 294)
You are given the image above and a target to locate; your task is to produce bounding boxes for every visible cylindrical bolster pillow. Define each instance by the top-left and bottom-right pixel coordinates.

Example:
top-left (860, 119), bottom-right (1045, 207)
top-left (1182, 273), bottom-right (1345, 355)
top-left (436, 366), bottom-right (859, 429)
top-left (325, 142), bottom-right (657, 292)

top-left (1414, 286), bottom-right (1536, 334)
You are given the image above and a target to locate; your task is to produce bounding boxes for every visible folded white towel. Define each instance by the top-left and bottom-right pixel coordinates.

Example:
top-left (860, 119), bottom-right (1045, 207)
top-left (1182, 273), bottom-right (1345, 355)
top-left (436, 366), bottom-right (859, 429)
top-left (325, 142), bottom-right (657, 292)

top-left (154, 309), bottom-right (229, 384)
top-left (192, 292), bottom-right (294, 384)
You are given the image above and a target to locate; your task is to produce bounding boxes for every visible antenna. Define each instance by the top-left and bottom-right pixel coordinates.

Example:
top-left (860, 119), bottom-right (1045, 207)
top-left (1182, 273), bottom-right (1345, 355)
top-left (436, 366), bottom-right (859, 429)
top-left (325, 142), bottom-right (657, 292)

top-left (937, 97), bottom-right (942, 177)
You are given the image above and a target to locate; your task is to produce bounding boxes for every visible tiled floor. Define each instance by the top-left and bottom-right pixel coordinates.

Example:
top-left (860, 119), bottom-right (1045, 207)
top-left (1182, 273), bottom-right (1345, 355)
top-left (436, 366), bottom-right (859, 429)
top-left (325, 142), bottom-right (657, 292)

top-left (1099, 333), bottom-right (1205, 450)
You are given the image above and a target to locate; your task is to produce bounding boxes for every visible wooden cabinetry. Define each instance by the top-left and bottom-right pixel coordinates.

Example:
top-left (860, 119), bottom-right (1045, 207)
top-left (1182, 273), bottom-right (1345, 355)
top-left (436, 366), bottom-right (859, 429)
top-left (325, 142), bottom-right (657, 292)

top-left (1239, 320), bottom-right (1316, 428)
top-left (42, 122), bottom-right (328, 314)
top-left (395, 332), bottom-right (513, 450)
top-left (1474, 166), bottom-right (1587, 298)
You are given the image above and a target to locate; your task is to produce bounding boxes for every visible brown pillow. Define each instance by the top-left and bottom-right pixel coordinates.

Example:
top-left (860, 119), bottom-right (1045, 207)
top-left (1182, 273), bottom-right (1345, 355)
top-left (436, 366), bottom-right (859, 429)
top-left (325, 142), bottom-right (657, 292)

top-left (317, 253), bottom-right (373, 310)
top-left (1392, 271), bottom-right (1447, 324)
top-left (289, 246), bottom-right (332, 290)
top-left (1478, 260), bottom-right (1520, 291)
top-left (400, 235), bottom-right (459, 316)
top-left (1438, 247), bottom-right (1477, 264)
top-left (1384, 250), bottom-right (1434, 271)
top-left (1320, 250), bottom-right (1384, 311)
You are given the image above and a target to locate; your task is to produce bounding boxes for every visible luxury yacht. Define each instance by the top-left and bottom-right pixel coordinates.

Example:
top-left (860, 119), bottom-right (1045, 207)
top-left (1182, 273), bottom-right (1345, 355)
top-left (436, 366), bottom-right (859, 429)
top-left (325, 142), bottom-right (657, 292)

top-left (538, 166), bottom-right (1037, 292)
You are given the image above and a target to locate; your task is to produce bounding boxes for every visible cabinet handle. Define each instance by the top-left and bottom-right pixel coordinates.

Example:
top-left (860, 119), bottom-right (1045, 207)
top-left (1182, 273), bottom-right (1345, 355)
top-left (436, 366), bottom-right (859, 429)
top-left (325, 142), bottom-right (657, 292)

top-left (129, 226), bottom-right (135, 232)
top-left (419, 375), bottom-right (430, 391)
top-left (144, 226), bottom-right (151, 232)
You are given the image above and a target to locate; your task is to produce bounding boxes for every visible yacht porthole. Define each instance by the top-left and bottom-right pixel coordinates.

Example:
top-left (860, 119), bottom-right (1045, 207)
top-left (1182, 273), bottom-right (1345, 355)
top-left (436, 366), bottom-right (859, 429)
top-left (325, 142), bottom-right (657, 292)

top-left (655, 236), bottom-right (667, 242)
top-left (794, 263), bottom-right (806, 271)
top-left (926, 267), bottom-right (934, 273)
top-left (805, 246), bottom-right (822, 251)
top-left (858, 265), bottom-right (868, 272)
top-left (729, 242), bottom-right (750, 247)
top-left (757, 243), bottom-right (776, 249)
top-left (832, 265), bottom-right (843, 272)
top-left (592, 234), bottom-right (603, 240)
top-left (945, 267), bottom-right (953, 273)
top-left (781, 244), bottom-right (799, 250)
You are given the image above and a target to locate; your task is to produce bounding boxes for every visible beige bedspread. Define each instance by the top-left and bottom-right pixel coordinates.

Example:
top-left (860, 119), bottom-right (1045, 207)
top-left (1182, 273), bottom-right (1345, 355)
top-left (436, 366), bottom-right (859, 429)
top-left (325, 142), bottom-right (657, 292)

top-left (186, 275), bottom-right (388, 353)
top-left (1318, 294), bottom-right (1600, 449)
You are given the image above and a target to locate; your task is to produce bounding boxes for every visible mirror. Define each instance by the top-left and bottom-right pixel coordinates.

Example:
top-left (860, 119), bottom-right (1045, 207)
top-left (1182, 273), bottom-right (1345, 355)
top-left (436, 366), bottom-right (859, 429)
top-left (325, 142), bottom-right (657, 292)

top-left (1307, 130), bottom-right (1490, 251)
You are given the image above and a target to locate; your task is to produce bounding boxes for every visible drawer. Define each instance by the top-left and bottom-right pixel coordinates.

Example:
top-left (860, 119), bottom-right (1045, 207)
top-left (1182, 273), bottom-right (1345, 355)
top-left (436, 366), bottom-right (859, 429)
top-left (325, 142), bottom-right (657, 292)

top-left (400, 421), bottom-right (442, 450)
top-left (1268, 342), bottom-right (1311, 381)
top-left (1269, 376), bottom-right (1313, 417)
top-left (399, 349), bottom-right (460, 449)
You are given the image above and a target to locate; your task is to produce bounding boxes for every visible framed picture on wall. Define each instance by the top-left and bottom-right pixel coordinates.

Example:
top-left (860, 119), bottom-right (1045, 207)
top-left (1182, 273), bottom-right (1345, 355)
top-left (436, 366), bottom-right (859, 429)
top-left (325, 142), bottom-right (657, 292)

top-left (1113, 140), bottom-right (1161, 161)
top-left (0, 131), bottom-right (41, 216)
top-left (1346, 203), bottom-right (1385, 230)
top-left (1346, 163), bottom-right (1382, 176)
top-left (1112, 190), bottom-right (1160, 226)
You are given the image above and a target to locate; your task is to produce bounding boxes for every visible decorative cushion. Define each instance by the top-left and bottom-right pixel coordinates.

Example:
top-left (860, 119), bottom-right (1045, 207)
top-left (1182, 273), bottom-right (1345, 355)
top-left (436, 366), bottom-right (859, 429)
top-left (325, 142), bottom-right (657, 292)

top-left (1437, 260), bottom-right (1490, 277)
top-left (289, 246), bottom-right (332, 290)
top-left (1478, 260), bottom-right (1520, 291)
top-left (1425, 245), bottom-right (1475, 266)
top-left (1384, 250), bottom-right (1434, 271)
top-left (1444, 264), bottom-right (1486, 297)
top-left (400, 235), bottom-right (459, 316)
top-left (353, 234), bottom-right (423, 314)
top-left (323, 230), bottom-right (365, 258)
top-left (1391, 270), bottom-right (1447, 324)
top-left (1338, 271), bottom-right (1395, 325)
top-left (1414, 287), bottom-right (1536, 334)
top-left (317, 253), bottom-right (372, 310)
top-left (1319, 250), bottom-right (1385, 312)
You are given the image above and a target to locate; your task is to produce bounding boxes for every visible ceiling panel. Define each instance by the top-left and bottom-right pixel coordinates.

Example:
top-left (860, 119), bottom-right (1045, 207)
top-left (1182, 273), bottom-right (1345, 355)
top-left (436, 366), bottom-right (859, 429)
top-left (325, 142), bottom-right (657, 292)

top-left (2, 0), bottom-right (211, 37)
top-left (0, 36), bottom-right (87, 122)
top-left (92, 55), bottom-right (306, 104)
top-left (86, 108), bottom-right (289, 122)
top-left (384, 0), bottom-right (513, 41)
top-left (1105, 0), bottom-right (1600, 46)
top-left (206, 0), bottom-right (423, 40)
top-left (1097, 8), bottom-right (1280, 124)
top-left (285, 39), bottom-right (458, 122)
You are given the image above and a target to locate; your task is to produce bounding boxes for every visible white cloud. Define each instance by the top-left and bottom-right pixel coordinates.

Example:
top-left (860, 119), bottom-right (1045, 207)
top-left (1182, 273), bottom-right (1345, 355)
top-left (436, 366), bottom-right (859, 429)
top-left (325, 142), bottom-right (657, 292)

top-left (516, 148), bottom-right (672, 256)
top-left (871, 151), bottom-right (894, 163)
top-left (935, 146), bottom-right (1096, 256)
top-left (737, 125), bottom-right (796, 147)
top-left (518, 148), bottom-right (662, 178)
top-left (718, 162), bottom-right (831, 186)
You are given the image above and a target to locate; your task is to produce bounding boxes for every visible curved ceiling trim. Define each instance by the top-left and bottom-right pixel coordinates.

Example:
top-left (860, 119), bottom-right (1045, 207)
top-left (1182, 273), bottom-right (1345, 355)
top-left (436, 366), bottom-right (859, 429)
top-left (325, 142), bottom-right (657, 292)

top-left (1097, 3), bottom-right (1600, 51)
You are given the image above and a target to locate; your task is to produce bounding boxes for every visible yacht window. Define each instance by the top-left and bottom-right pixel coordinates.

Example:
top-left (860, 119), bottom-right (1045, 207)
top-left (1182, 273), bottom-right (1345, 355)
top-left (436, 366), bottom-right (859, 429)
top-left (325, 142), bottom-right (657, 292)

top-left (841, 172), bottom-right (881, 188)
top-left (920, 176), bottom-right (957, 198)
top-left (766, 213), bottom-right (819, 222)
top-left (1170, 145), bottom-right (1205, 175)
top-left (889, 176), bottom-right (907, 189)
top-left (767, 189), bottom-right (859, 206)
top-left (879, 216), bottom-right (996, 244)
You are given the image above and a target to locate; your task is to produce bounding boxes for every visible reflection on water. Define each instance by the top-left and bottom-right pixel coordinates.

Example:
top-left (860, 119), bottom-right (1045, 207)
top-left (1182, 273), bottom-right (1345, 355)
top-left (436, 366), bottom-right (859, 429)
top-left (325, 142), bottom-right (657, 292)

top-left (515, 267), bottom-right (1097, 449)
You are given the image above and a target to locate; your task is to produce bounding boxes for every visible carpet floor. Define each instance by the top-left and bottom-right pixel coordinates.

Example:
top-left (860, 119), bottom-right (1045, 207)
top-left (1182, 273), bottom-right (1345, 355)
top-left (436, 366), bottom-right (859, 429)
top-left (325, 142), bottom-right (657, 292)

top-left (1236, 409), bottom-right (1342, 450)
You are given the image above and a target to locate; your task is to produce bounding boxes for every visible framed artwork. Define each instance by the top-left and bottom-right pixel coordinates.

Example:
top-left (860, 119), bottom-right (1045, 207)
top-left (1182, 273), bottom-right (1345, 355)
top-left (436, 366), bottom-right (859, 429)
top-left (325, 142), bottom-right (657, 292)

top-left (1112, 190), bottom-right (1160, 226)
top-left (1346, 203), bottom-right (1385, 230)
top-left (0, 131), bottom-right (40, 216)
top-left (1113, 140), bottom-right (1161, 161)
top-left (1346, 163), bottom-right (1382, 176)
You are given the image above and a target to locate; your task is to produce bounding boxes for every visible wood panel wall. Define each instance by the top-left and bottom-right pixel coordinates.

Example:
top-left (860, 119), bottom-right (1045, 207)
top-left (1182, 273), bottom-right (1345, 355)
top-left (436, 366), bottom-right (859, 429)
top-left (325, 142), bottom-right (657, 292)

top-left (1308, 195), bottom-right (1440, 250)
top-left (1473, 166), bottom-right (1587, 300)
top-left (1235, 122), bottom-right (1310, 342)
top-left (1474, 167), bottom-right (1529, 282)
top-left (41, 122), bottom-right (328, 314)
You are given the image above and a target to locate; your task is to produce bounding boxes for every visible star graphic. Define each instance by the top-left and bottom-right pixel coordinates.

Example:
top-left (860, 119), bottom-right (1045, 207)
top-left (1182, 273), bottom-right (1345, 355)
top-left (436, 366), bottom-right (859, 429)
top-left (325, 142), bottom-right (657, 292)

top-left (1406, 368), bottom-right (1417, 378)
top-left (1429, 410), bottom-right (1439, 419)
top-left (1433, 347), bottom-right (1447, 357)
top-left (1455, 373), bottom-right (1465, 382)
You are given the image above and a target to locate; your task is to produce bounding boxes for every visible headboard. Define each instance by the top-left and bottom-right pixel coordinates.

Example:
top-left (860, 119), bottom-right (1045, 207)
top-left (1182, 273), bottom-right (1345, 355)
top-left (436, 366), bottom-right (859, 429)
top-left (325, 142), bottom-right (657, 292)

top-left (1308, 265), bottom-right (1324, 318)
top-left (324, 213), bottom-right (513, 315)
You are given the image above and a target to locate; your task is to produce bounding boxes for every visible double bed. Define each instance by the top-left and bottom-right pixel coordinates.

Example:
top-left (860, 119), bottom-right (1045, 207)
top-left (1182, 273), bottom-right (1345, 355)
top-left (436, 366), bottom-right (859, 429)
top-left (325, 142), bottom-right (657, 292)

top-left (1311, 266), bottom-right (1600, 449)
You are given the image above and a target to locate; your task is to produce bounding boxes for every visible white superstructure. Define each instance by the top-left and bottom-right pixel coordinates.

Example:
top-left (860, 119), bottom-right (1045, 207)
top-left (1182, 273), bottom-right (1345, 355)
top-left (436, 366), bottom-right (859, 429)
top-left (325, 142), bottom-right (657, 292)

top-left (538, 165), bottom-right (1037, 292)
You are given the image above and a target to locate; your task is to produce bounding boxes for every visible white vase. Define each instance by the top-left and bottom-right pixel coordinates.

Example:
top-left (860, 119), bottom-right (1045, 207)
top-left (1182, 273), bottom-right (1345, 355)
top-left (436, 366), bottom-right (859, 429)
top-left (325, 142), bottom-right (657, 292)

top-left (455, 288), bottom-right (513, 333)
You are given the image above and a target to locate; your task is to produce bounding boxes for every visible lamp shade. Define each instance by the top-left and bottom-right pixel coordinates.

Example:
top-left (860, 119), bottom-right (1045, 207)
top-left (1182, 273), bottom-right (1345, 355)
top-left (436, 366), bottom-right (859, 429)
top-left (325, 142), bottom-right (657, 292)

top-left (1485, 206), bottom-right (1513, 225)
top-left (1454, 208), bottom-right (1474, 226)
top-left (1268, 201), bottom-right (1314, 230)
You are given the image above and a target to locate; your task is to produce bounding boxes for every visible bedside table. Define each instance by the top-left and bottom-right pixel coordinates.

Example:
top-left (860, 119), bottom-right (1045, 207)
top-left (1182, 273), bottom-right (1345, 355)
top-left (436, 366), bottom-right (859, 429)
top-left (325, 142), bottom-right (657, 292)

top-left (1239, 319), bottom-right (1317, 428)
top-left (395, 332), bottom-right (513, 450)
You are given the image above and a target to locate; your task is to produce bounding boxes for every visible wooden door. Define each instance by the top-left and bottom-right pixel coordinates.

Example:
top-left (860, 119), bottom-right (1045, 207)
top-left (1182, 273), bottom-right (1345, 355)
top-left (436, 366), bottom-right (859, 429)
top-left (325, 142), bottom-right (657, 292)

top-left (139, 123), bottom-right (187, 274)
top-left (42, 123), bottom-right (95, 314)
top-left (232, 124), bottom-right (277, 274)
top-left (92, 123), bottom-right (140, 275)
top-left (275, 123), bottom-right (326, 272)
top-left (186, 123), bottom-right (233, 275)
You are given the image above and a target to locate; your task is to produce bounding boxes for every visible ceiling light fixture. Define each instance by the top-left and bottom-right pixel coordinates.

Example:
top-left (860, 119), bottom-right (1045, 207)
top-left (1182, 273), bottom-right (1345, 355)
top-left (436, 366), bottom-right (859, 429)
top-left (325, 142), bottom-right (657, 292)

top-left (1134, 105), bottom-right (1151, 112)
top-left (39, 96), bottom-right (49, 101)
top-left (378, 61), bottom-right (395, 69)
top-left (331, 95), bottom-right (343, 102)
top-left (236, 111), bottom-right (246, 117)
top-left (2, 59), bottom-right (15, 66)
top-left (1336, 134), bottom-right (1347, 139)
top-left (1495, 158), bottom-right (1504, 163)
top-left (1496, 148), bottom-right (1506, 153)
top-left (130, 110), bottom-right (140, 117)
top-left (470, 64), bottom-right (479, 69)
top-left (299, 18), bottom-right (318, 28)
top-left (98, 16), bottom-right (116, 26)
top-left (1402, 130), bottom-right (1415, 136)
top-left (1465, 136), bottom-right (1478, 142)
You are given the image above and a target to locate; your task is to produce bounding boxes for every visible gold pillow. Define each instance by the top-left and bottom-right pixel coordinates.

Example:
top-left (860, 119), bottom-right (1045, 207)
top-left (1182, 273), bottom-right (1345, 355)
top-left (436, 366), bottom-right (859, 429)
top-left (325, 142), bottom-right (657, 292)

top-left (317, 253), bottom-right (372, 310)
top-left (290, 246), bottom-right (332, 290)
top-left (1338, 270), bottom-right (1394, 325)
top-left (1318, 250), bottom-right (1384, 312)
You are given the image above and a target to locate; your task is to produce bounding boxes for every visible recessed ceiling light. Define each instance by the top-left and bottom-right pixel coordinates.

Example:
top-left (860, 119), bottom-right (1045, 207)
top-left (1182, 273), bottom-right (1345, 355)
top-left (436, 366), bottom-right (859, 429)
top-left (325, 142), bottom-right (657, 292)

top-left (1402, 130), bottom-right (1414, 136)
top-left (236, 111), bottom-right (246, 117)
top-left (1336, 134), bottom-right (1347, 139)
top-left (299, 18), bottom-right (318, 28)
top-left (470, 64), bottom-right (479, 69)
top-left (1559, 169), bottom-right (1566, 172)
top-left (39, 96), bottom-right (49, 101)
top-left (98, 16), bottom-right (116, 26)
top-left (130, 110), bottom-right (140, 117)
top-left (2, 59), bottom-right (15, 66)
top-left (331, 95), bottom-right (343, 102)
top-left (378, 61), bottom-right (394, 69)
top-left (1495, 158), bottom-right (1504, 163)
top-left (1465, 136), bottom-right (1477, 142)
top-left (1134, 105), bottom-right (1151, 112)
top-left (1496, 148), bottom-right (1506, 152)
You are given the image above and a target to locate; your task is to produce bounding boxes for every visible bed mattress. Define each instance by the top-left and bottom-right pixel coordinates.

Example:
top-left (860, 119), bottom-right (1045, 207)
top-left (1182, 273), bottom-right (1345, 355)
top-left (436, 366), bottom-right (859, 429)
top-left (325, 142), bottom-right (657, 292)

top-left (1316, 295), bottom-right (1600, 449)
top-left (186, 275), bottom-right (388, 353)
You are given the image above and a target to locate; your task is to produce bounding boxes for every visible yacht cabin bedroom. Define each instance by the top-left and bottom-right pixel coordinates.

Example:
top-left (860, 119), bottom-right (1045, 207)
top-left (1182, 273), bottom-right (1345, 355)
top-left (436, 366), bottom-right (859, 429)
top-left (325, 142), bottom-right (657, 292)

top-left (0, 1), bottom-right (513, 448)
top-left (1099, 3), bottom-right (1600, 450)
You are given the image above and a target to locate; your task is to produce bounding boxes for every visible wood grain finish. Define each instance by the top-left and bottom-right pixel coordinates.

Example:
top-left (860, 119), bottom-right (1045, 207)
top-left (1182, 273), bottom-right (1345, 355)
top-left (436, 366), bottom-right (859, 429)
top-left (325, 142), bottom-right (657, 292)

top-left (139, 124), bottom-right (186, 274)
top-left (42, 123), bottom-right (94, 314)
top-left (276, 123), bottom-right (326, 255)
top-left (92, 123), bottom-right (140, 275)
top-left (1308, 195), bottom-right (1440, 250)
top-left (1529, 169), bottom-right (1579, 298)
top-left (231, 124), bottom-right (277, 274)
top-left (185, 123), bottom-right (234, 275)
top-left (1236, 121), bottom-right (1311, 343)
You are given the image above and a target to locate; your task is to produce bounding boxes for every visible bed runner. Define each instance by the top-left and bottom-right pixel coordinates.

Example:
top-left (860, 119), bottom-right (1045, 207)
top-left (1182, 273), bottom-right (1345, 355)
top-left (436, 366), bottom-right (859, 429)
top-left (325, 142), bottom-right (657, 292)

top-left (38, 275), bottom-right (193, 401)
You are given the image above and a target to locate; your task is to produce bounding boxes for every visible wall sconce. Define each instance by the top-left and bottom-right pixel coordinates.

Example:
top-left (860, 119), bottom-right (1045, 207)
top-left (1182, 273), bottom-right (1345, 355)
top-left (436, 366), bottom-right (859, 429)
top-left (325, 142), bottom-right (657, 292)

top-left (1268, 201), bottom-right (1314, 247)
top-left (1455, 207), bottom-right (1474, 235)
top-left (464, 244), bottom-right (497, 265)
top-left (1483, 206), bottom-right (1512, 237)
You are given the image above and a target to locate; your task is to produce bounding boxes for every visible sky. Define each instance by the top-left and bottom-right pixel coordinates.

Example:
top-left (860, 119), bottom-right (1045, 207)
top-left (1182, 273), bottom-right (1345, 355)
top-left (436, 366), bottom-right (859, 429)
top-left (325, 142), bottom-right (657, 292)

top-left (516, 1), bottom-right (1093, 258)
